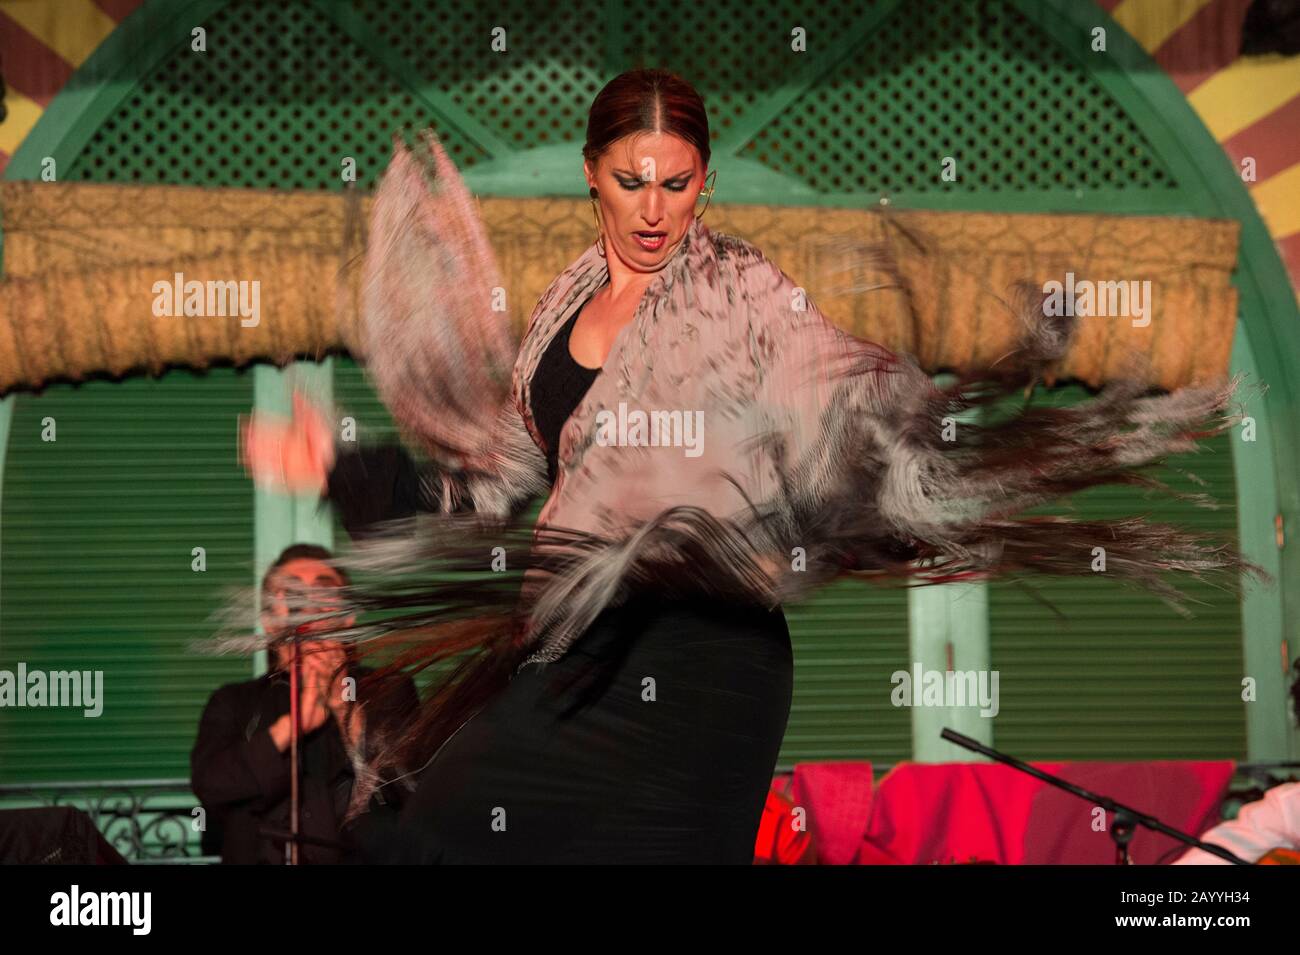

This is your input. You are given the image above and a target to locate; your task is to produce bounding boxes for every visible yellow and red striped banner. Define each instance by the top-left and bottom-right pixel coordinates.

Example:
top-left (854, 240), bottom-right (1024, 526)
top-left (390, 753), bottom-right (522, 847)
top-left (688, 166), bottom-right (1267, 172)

top-left (1097, 0), bottom-right (1300, 301)
top-left (0, 0), bottom-right (143, 168)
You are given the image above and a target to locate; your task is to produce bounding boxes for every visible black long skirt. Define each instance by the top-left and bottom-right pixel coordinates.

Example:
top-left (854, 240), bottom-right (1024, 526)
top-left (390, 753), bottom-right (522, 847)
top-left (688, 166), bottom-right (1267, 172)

top-left (381, 592), bottom-right (794, 864)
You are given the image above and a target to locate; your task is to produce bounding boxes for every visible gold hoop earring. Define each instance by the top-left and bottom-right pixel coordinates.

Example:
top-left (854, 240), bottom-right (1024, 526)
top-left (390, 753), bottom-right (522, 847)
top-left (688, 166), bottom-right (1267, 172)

top-left (696, 169), bottom-right (717, 221)
top-left (588, 187), bottom-right (606, 257)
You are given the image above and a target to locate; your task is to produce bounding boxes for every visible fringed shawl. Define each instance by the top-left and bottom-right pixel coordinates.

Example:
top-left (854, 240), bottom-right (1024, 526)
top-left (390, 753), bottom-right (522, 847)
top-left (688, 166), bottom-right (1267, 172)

top-left (210, 132), bottom-right (1265, 678)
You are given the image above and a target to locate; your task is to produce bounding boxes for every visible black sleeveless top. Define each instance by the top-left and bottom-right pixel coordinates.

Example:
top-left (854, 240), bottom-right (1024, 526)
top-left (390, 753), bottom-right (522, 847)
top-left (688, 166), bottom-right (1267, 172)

top-left (530, 300), bottom-right (601, 484)
top-left (327, 300), bottom-right (600, 533)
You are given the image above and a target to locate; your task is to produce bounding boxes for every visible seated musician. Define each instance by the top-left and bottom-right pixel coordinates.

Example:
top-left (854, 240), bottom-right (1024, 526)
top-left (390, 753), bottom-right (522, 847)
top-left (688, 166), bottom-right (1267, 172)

top-left (1174, 667), bottom-right (1300, 865)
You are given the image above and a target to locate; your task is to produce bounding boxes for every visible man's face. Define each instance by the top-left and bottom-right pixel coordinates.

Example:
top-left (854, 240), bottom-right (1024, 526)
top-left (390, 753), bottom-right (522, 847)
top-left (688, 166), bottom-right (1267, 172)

top-left (261, 557), bottom-right (353, 670)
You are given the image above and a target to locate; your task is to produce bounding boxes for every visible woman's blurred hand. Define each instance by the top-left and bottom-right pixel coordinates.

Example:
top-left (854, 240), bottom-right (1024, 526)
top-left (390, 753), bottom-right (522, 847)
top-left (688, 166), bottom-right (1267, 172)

top-left (240, 390), bottom-right (336, 494)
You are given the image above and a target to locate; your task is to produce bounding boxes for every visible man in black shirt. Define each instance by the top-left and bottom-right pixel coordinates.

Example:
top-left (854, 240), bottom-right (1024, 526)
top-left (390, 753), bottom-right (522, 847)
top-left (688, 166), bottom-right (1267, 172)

top-left (191, 544), bottom-right (417, 864)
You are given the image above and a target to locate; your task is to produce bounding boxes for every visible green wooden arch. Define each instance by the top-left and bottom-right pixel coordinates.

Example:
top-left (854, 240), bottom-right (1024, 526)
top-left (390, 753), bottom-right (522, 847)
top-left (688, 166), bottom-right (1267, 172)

top-left (2, 0), bottom-right (1296, 763)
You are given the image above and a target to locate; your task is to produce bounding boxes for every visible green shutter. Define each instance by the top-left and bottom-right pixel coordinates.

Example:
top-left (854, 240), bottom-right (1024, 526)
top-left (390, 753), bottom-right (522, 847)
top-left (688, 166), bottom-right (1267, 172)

top-left (988, 384), bottom-right (1247, 760)
top-left (782, 583), bottom-right (912, 767)
top-left (0, 373), bottom-right (253, 782)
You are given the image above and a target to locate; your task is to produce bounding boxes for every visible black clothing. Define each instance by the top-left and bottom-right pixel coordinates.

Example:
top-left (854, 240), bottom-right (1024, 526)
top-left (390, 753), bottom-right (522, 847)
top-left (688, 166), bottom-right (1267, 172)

top-left (190, 664), bottom-right (417, 864)
top-left (322, 299), bottom-right (600, 531)
top-left (380, 591), bottom-right (793, 863)
top-left (321, 295), bottom-right (795, 863)
top-left (529, 300), bottom-right (601, 483)
top-left (323, 443), bottom-right (438, 539)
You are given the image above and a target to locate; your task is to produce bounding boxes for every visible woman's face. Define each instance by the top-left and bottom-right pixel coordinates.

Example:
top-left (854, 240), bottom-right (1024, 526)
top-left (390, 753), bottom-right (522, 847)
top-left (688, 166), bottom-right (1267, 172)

top-left (584, 131), bottom-right (707, 273)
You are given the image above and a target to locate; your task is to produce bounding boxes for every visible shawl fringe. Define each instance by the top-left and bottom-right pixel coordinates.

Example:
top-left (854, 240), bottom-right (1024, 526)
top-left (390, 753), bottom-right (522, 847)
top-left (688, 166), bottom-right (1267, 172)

top-left (199, 134), bottom-right (1272, 809)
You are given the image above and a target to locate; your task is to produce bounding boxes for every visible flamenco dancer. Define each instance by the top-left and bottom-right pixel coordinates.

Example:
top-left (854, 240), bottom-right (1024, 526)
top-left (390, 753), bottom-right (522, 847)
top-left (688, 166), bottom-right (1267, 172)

top-left (237, 69), bottom-right (1261, 864)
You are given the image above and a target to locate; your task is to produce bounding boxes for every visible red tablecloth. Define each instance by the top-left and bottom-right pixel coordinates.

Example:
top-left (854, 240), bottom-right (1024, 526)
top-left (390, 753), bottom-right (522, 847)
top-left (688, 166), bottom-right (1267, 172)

top-left (780, 760), bottom-right (1236, 864)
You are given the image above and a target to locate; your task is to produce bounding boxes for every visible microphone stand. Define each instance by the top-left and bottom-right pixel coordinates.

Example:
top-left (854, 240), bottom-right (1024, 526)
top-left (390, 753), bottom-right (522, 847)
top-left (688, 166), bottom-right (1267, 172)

top-left (285, 622), bottom-right (313, 866)
top-left (940, 728), bottom-right (1250, 865)
top-left (259, 828), bottom-right (347, 852)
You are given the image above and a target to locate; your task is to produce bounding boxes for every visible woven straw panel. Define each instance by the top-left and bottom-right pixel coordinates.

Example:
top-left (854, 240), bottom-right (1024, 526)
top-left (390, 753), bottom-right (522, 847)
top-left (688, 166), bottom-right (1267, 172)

top-left (0, 182), bottom-right (1237, 394)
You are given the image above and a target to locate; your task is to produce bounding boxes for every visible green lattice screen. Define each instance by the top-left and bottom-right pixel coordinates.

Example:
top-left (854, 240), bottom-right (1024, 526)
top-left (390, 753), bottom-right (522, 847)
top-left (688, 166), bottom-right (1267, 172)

top-left (354, 0), bottom-right (608, 151)
top-left (73, 0), bottom-right (487, 187)
top-left (743, 0), bottom-right (1176, 193)
top-left (76, 0), bottom-right (1177, 196)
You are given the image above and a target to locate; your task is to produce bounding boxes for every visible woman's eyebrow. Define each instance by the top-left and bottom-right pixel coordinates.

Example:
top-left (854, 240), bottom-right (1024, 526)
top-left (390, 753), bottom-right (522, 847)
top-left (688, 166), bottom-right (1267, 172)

top-left (613, 167), bottom-right (693, 181)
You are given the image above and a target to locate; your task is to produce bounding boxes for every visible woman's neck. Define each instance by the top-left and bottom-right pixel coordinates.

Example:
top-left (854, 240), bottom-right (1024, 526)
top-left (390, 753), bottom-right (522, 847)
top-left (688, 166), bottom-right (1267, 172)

top-left (603, 261), bottom-right (656, 300)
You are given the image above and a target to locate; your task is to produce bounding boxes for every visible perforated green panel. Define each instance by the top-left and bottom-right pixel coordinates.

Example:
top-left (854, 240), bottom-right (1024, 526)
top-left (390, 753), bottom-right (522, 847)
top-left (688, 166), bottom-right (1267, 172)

top-left (354, 0), bottom-right (607, 150)
top-left (70, 0), bottom-right (1178, 198)
top-left (70, 0), bottom-right (488, 188)
top-left (742, 0), bottom-right (1177, 194)
top-left (618, 0), bottom-right (881, 150)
